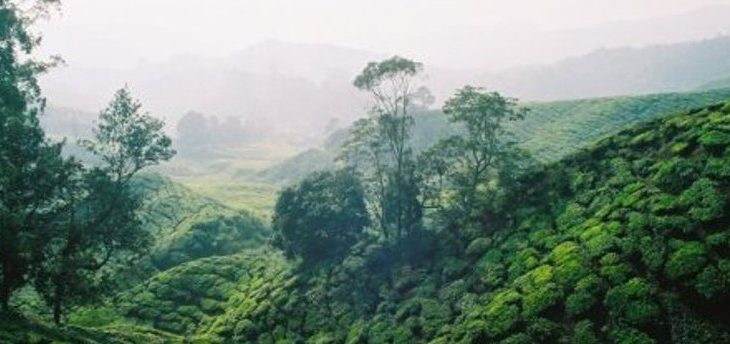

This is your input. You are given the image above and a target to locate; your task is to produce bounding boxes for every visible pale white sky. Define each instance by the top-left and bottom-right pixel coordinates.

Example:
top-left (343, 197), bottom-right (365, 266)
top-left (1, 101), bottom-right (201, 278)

top-left (37, 0), bottom-right (730, 70)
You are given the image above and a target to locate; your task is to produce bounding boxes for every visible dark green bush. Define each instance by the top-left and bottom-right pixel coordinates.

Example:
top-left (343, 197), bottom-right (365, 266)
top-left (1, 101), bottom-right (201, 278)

top-left (665, 241), bottom-right (707, 280)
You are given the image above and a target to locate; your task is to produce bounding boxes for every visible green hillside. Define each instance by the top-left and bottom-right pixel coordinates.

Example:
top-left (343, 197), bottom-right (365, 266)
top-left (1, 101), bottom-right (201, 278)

top-left (254, 148), bottom-right (335, 185)
top-left (257, 88), bottom-right (730, 184)
top-left (119, 251), bottom-right (289, 339)
top-left (8, 89), bottom-right (730, 344)
top-left (0, 314), bottom-right (181, 344)
top-left (87, 100), bottom-right (730, 343)
top-left (102, 175), bottom-right (271, 287)
top-left (9, 2), bottom-right (730, 343)
top-left (515, 87), bottom-right (730, 161)
top-left (0, 176), bottom-right (272, 343)
top-left (199, 99), bottom-right (730, 343)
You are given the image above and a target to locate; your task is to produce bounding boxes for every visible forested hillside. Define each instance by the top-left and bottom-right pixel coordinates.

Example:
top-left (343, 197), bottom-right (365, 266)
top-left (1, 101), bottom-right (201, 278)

top-left (258, 87), bottom-right (730, 184)
top-left (517, 88), bottom-right (730, 161)
top-left (5, 2), bottom-right (730, 343)
top-left (133, 175), bottom-right (269, 272)
top-left (100, 99), bottom-right (730, 344)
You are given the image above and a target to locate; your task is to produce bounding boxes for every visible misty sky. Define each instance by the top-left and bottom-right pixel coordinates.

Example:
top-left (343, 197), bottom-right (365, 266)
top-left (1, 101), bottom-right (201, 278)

top-left (37, 0), bottom-right (730, 71)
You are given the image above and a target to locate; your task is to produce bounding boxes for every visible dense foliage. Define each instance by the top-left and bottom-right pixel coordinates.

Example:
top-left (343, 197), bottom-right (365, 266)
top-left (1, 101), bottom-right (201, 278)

top-left (0, 0), bottom-right (63, 311)
top-left (272, 170), bottom-right (369, 263)
top-left (4, 2), bottom-right (730, 342)
top-left (111, 101), bottom-right (730, 343)
top-left (0, 0), bottom-right (178, 328)
top-left (515, 88), bottom-right (730, 161)
top-left (343, 56), bottom-right (426, 239)
top-left (119, 251), bottom-right (288, 338)
top-left (420, 86), bottom-right (529, 238)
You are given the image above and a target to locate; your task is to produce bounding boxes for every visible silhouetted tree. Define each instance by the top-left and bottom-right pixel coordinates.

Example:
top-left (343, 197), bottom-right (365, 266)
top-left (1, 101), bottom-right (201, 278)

top-left (272, 170), bottom-right (369, 264)
top-left (343, 56), bottom-right (424, 239)
top-left (421, 86), bottom-right (529, 237)
top-left (34, 87), bottom-right (175, 324)
top-left (0, 0), bottom-right (64, 311)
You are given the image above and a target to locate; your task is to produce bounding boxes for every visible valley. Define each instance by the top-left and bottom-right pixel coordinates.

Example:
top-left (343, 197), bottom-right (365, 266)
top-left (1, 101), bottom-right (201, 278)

top-left (4, 1), bottom-right (730, 343)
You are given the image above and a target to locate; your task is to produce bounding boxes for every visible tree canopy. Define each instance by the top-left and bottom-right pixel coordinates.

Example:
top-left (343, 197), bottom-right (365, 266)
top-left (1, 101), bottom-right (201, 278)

top-left (272, 170), bottom-right (369, 263)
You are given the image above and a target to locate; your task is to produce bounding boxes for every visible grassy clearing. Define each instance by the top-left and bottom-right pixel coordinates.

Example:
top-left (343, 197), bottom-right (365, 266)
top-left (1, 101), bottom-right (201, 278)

top-left (174, 177), bottom-right (279, 220)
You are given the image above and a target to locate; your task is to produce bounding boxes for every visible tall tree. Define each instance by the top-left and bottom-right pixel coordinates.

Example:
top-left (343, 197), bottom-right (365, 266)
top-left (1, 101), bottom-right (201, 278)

top-left (422, 86), bottom-right (528, 236)
top-left (176, 111), bottom-right (211, 150)
top-left (0, 0), bottom-right (63, 310)
top-left (344, 56), bottom-right (424, 239)
top-left (33, 87), bottom-right (175, 324)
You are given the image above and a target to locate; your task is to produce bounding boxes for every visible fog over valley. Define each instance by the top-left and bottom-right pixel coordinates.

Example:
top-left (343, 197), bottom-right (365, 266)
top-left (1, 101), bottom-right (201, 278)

top-left (37, 1), bottom-right (730, 141)
top-left (7, 2), bottom-right (730, 341)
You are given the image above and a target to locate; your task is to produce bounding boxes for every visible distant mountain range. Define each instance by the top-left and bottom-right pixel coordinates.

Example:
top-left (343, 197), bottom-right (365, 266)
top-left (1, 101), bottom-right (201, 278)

top-left (40, 35), bottom-right (730, 138)
top-left (495, 36), bottom-right (730, 100)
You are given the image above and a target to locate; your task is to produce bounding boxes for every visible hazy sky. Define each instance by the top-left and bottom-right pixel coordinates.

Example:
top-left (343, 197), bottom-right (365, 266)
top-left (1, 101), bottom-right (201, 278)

top-left (37, 0), bottom-right (730, 71)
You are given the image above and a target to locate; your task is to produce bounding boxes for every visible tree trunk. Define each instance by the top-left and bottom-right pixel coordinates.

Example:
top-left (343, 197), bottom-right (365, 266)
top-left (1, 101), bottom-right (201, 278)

top-left (0, 288), bottom-right (8, 312)
top-left (53, 303), bottom-right (61, 325)
top-left (0, 268), bottom-right (13, 313)
top-left (53, 283), bottom-right (63, 325)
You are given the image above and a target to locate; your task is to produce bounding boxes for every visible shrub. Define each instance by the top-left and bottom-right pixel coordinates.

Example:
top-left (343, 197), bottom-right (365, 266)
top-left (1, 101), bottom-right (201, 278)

top-left (704, 156), bottom-right (730, 178)
top-left (556, 204), bottom-right (586, 231)
top-left (521, 283), bottom-right (561, 318)
top-left (698, 130), bottom-right (730, 148)
top-left (608, 326), bottom-right (655, 344)
top-left (499, 333), bottom-right (532, 344)
top-left (638, 236), bottom-right (665, 272)
top-left (565, 274), bottom-right (602, 316)
top-left (68, 305), bottom-right (123, 327)
top-left (604, 278), bottom-right (659, 325)
top-left (508, 248), bottom-right (540, 280)
top-left (693, 259), bottom-right (730, 299)
top-left (525, 317), bottom-right (559, 341)
top-left (651, 157), bottom-right (697, 193)
top-left (554, 260), bottom-right (590, 287)
top-left (600, 253), bottom-right (632, 285)
top-left (648, 193), bottom-right (679, 214)
top-left (678, 178), bottom-right (725, 222)
top-left (665, 241), bottom-right (707, 280)
top-left (569, 320), bottom-right (600, 344)
top-left (528, 229), bottom-right (559, 249)
top-left (484, 289), bottom-right (521, 337)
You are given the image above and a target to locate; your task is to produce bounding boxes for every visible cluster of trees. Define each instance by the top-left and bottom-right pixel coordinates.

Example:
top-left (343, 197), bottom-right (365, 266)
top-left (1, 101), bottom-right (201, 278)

top-left (204, 92), bottom-right (730, 344)
top-left (272, 56), bottom-right (530, 262)
top-left (176, 111), bottom-right (272, 153)
top-left (0, 0), bottom-right (174, 324)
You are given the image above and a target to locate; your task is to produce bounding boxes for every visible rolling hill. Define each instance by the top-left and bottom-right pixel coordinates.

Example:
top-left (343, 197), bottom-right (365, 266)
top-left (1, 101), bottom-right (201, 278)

top-left (515, 87), bottom-right (730, 161)
top-left (8, 80), bottom-right (730, 344)
top-left (256, 87), bottom-right (730, 185)
top-left (75, 97), bottom-right (730, 343)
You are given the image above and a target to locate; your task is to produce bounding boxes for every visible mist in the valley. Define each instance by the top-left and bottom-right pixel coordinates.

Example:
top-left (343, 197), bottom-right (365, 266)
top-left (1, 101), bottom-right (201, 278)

top-left (36, 0), bottom-right (730, 146)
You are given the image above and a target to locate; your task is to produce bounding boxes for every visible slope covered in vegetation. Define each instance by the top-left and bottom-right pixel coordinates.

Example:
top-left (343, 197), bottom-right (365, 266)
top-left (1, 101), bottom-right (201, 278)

top-left (0, 313), bottom-right (181, 344)
top-left (118, 251), bottom-right (289, 339)
top-left (134, 175), bottom-right (269, 271)
top-left (258, 88), bottom-right (730, 185)
top-left (115, 100), bottom-right (730, 343)
top-left (515, 87), bottom-right (730, 161)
